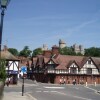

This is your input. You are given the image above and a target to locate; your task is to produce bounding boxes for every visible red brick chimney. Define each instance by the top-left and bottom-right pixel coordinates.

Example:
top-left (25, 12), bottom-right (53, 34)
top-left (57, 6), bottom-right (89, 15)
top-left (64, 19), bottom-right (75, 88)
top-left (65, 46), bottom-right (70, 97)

top-left (43, 50), bottom-right (52, 58)
top-left (52, 45), bottom-right (59, 56)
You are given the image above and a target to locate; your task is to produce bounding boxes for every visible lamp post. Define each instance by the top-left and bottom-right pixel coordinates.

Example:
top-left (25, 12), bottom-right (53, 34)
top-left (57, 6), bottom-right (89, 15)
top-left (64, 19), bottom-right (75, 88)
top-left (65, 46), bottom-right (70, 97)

top-left (0, 0), bottom-right (10, 55)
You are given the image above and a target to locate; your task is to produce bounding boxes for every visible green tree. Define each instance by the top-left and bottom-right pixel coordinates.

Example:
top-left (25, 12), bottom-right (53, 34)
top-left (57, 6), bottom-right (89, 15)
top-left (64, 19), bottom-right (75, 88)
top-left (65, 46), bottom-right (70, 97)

top-left (59, 47), bottom-right (76, 55)
top-left (76, 52), bottom-right (83, 56)
top-left (8, 48), bottom-right (19, 56)
top-left (85, 47), bottom-right (100, 57)
top-left (32, 48), bottom-right (43, 56)
top-left (19, 46), bottom-right (32, 57)
top-left (0, 59), bottom-right (6, 82)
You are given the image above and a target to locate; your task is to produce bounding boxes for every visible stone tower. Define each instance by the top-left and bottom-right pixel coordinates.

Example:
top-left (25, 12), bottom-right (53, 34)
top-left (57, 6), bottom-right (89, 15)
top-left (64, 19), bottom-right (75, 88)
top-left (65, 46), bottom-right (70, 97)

top-left (42, 44), bottom-right (48, 51)
top-left (73, 44), bottom-right (84, 55)
top-left (59, 39), bottom-right (66, 48)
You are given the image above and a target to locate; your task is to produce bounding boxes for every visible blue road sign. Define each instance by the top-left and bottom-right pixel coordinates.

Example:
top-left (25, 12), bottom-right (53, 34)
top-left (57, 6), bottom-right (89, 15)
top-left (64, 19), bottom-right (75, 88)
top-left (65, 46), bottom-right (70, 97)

top-left (21, 66), bottom-right (27, 73)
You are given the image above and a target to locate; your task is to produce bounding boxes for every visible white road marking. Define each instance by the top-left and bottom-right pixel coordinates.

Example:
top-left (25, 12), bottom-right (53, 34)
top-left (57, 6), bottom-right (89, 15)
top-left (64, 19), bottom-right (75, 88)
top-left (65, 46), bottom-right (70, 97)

top-left (84, 86), bottom-right (100, 95)
top-left (73, 95), bottom-right (92, 100)
top-left (44, 86), bottom-right (65, 89)
top-left (50, 91), bottom-right (57, 92)
top-left (26, 93), bottom-right (37, 100)
top-left (36, 88), bottom-right (42, 89)
top-left (84, 86), bottom-right (97, 92)
top-left (36, 91), bottom-right (41, 92)
top-left (43, 91), bottom-right (49, 92)
top-left (35, 90), bottom-right (92, 100)
top-left (55, 91), bottom-right (92, 100)
top-left (74, 87), bottom-right (79, 89)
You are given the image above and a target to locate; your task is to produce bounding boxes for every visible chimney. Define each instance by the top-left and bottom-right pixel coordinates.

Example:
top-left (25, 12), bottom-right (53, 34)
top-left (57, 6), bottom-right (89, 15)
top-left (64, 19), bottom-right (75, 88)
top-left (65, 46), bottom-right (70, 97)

top-left (3, 45), bottom-right (8, 51)
top-left (43, 50), bottom-right (52, 58)
top-left (52, 45), bottom-right (59, 56)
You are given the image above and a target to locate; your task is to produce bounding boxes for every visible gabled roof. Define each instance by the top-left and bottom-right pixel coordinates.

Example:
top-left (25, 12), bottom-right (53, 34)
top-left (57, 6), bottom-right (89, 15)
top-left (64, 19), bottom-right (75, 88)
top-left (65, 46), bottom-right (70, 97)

top-left (44, 57), bottom-right (50, 64)
top-left (91, 57), bottom-right (100, 71)
top-left (55, 63), bottom-right (67, 69)
top-left (32, 57), bottom-right (38, 67)
top-left (66, 60), bottom-right (80, 68)
top-left (32, 53), bottom-right (100, 71)
top-left (36, 55), bottom-right (44, 67)
top-left (45, 58), bottom-right (59, 65)
top-left (1, 50), bottom-right (19, 61)
top-left (56, 55), bottom-right (85, 68)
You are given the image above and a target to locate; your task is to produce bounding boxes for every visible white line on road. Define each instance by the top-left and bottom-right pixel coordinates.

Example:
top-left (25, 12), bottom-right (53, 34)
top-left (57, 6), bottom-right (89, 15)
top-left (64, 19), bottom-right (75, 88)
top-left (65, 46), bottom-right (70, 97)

top-left (73, 95), bottom-right (92, 100)
top-left (84, 86), bottom-right (100, 95)
top-left (43, 91), bottom-right (49, 92)
top-left (44, 86), bottom-right (65, 89)
top-left (50, 91), bottom-right (57, 92)
top-left (35, 90), bottom-right (92, 100)
top-left (26, 93), bottom-right (37, 100)
top-left (55, 91), bottom-right (92, 100)
top-left (36, 91), bottom-right (41, 92)
top-left (74, 87), bottom-right (79, 89)
top-left (84, 86), bottom-right (97, 92)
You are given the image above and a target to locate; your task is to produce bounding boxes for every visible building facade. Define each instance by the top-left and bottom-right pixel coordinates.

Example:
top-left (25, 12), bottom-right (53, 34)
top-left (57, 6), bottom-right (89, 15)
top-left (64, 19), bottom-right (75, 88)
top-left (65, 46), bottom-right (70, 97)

top-left (30, 46), bottom-right (100, 84)
top-left (1, 46), bottom-right (20, 84)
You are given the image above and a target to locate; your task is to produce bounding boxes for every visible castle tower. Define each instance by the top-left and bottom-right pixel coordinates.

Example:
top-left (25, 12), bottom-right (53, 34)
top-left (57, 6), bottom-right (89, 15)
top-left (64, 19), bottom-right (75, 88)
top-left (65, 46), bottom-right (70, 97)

top-left (59, 39), bottom-right (66, 48)
top-left (73, 44), bottom-right (80, 54)
top-left (79, 45), bottom-right (84, 55)
top-left (42, 44), bottom-right (48, 51)
top-left (73, 44), bottom-right (84, 55)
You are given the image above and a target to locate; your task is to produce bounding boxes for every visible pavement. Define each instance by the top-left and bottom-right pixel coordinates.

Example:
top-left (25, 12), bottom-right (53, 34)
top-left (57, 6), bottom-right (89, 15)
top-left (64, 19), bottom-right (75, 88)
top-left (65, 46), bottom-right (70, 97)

top-left (2, 82), bottom-right (36, 100)
top-left (2, 92), bottom-right (35, 100)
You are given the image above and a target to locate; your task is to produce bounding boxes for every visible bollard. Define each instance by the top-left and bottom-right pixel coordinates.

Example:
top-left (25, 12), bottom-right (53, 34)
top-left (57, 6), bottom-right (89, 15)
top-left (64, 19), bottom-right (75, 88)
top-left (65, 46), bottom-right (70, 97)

top-left (94, 82), bottom-right (96, 87)
top-left (86, 82), bottom-right (87, 86)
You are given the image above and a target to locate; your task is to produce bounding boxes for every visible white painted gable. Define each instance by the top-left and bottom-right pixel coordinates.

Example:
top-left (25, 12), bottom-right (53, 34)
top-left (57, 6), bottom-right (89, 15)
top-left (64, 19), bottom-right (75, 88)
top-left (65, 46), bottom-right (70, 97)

top-left (80, 59), bottom-right (99, 74)
top-left (70, 63), bottom-right (78, 68)
top-left (9, 61), bottom-right (18, 71)
top-left (48, 60), bottom-right (54, 64)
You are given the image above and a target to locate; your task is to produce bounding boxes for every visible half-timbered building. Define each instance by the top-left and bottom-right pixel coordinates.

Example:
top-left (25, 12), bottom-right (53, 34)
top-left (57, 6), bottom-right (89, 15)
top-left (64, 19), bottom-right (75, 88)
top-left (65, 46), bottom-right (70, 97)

top-left (31, 45), bottom-right (100, 84)
top-left (1, 46), bottom-right (20, 84)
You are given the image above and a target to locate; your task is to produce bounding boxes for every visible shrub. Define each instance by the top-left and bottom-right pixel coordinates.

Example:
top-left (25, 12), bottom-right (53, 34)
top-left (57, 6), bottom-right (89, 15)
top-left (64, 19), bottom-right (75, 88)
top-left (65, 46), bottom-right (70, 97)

top-left (0, 59), bottom-right (7, 82)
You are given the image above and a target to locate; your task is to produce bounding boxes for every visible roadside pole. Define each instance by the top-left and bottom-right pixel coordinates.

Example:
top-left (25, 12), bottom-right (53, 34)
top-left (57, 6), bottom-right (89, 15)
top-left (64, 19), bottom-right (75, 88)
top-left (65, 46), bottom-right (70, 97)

top-left (21, 66), bottom-right (27, 96)
top-left (22, 73), bottom-right (24, 96)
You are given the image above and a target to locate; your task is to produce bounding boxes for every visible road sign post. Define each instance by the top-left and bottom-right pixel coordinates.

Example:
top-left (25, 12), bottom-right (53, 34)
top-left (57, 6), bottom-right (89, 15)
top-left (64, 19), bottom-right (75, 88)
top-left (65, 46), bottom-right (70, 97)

top-left (21, 66), bottom-right (27, 96)
top-left (22, 76), bottom-right (24, 96)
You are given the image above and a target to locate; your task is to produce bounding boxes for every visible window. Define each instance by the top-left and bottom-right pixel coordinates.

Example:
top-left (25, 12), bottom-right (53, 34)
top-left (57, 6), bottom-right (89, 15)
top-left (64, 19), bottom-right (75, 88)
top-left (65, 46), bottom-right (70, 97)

top-left (88, 60), bottom-right (91, 64)
top-left (48, 65), bottom-right (54, 70)
top-left (87, 68), bottom-right (92, 74)
top-left (70, 68), bottom-right (77, 74)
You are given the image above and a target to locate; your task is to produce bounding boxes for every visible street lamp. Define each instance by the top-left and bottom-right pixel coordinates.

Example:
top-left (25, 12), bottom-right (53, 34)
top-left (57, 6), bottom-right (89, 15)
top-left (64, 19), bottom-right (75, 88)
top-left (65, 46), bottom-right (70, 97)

top-left (0, 0), bottom-right (10, 53)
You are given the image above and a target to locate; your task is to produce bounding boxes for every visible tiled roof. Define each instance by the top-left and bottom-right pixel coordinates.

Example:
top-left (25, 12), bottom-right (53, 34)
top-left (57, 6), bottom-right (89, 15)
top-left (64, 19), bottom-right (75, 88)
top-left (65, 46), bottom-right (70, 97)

top-left (55, 63), bottom-right (67, 69)
top-left (56, 55), bottom-right (85, 67)
top-left (32, 53), bottom-right (100, 70)
top-left (44, 57), bottom-right (50, 63)
top-left (32, 57), bottom-right (38, 66)
top-left (91, 57), bottom-right (100, 70)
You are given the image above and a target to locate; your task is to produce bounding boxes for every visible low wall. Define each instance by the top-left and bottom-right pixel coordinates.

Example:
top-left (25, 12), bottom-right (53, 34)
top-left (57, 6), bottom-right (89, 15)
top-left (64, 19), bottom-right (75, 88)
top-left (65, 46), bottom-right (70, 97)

top-left (0, 82), bottom-right (4, 100)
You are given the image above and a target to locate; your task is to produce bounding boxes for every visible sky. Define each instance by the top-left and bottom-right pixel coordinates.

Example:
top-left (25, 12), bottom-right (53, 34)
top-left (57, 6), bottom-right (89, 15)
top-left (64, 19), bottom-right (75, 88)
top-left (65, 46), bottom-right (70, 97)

top-left (1, 0), bottom-right (100, 51)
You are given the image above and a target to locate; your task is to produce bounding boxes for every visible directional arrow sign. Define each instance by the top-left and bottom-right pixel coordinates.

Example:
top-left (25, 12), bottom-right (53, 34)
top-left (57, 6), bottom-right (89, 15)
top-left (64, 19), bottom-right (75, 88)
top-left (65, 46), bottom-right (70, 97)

top-left (21, 66), bottom-right (27, 74)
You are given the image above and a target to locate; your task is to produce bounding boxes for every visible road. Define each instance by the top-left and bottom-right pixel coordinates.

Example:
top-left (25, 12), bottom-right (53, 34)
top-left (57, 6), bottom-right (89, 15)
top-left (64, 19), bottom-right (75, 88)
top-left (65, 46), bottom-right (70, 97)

top-left (4, 79), bottom-right (100, 100)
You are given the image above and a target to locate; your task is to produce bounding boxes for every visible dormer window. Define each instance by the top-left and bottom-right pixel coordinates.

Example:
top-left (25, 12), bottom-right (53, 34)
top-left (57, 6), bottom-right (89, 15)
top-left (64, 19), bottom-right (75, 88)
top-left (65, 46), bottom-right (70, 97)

top-left (88, 59), bottom-right (91, 64)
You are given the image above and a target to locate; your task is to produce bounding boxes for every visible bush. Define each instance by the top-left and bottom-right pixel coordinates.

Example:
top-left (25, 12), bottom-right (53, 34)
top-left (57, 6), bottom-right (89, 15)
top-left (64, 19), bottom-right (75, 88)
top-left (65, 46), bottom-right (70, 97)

top-left (0, 59), bottom-right (7, 82)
